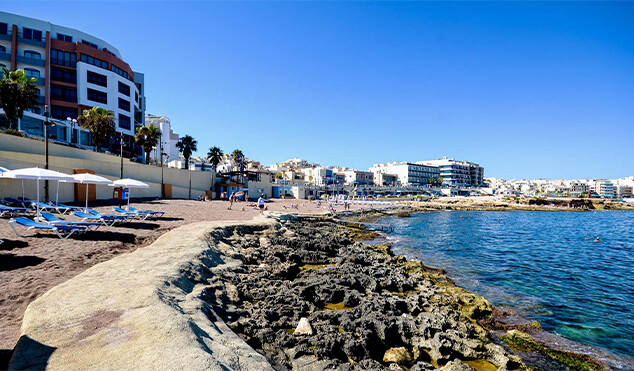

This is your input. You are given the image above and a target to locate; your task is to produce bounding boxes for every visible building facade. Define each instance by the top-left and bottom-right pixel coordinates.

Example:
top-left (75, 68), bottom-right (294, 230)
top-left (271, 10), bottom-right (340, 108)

top-left (370, 162), bottom-right (440, 186)
top-left (0, 12), bottom-right (146, 157)
top-left (594, 181), bottom-right (616, 198)
top-left (144, 114), bottom-right (180, 163)
top-left (418, 158), bottom-right (485, 187)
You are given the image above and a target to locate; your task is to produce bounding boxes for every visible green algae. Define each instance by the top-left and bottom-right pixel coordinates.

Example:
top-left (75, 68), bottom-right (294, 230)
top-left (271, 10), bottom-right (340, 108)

top-left (501, 330), bottom-right (607, 371)
top-left (321, 302), bottom-right (354, 311)
top-left (464, 359), bottom-right (498, 371)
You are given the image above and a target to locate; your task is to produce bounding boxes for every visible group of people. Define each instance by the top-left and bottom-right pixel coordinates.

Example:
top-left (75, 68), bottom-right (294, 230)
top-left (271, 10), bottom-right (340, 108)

top-left (227, 192), bottom-right (267, 214)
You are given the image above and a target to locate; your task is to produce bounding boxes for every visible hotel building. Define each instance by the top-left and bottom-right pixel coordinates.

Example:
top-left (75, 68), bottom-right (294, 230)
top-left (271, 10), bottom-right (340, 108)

top-left (418, 158), bottom-right (485, 187)
top-left (0, 11), bottom-right (146, 158)
top-left (369, 162), bottom-right (440, 187)
top-left (145, 114), bottom-right (180, 163)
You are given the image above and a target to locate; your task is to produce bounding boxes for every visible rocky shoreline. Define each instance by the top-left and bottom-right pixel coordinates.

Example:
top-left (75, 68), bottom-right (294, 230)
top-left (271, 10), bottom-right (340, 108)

top-left (8, 213), bottom-right (614, 370)
top-left (201, 215), bottom-right (610, 370)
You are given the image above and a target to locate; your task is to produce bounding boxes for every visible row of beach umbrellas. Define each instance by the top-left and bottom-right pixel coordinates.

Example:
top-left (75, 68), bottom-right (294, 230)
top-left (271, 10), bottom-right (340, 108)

top-left (0, 167), bottom-right (149, 219)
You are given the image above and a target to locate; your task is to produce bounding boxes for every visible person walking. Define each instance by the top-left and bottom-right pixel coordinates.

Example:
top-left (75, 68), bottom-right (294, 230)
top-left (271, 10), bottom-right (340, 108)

top-left (258, 194), bottom-right (265, 214)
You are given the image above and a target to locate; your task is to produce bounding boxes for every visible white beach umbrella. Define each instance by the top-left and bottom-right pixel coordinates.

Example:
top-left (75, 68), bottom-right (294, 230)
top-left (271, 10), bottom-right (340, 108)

top-left (1, 167), bottom-right (74, 219)
top-left (61, 173), bottom-right (112, 212)
top-left (0, 166), bottom-right (25, 200)
top-left (109, 178), bottom-right (149, 207)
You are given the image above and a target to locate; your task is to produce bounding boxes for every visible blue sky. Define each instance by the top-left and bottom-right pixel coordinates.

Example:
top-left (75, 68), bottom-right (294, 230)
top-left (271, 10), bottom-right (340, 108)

top-left (5, 1), bottom-right (634, 179)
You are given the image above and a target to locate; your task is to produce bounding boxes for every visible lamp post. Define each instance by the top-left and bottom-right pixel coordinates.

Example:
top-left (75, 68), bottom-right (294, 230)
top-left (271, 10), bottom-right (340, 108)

top-left (43, 105), bottom-right (55, 202)
top-left (160, 141), bottom-right (166, 199)
top-left (119, 131), bottom-right (124, 179)
top-left (66, 116), bottom-right (77, 145)
top-left (188, 160), bottom-right (192, 200)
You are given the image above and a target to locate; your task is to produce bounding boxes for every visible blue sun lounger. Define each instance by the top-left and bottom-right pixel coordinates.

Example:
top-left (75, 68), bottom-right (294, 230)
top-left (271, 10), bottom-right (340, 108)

top-left (49, 201), bottom-right (84, 212)
top-left (30, 201), bottom-right (71, 214)
top-left (113, 207), bottom-right (149, 220)
top-left (72, 211), bottom-right (121, 226)
top-left (9, 217), bottom-right (84, 239)
top-left (128, 206), bottom-right (164, 218)
top-left (40, 212), bottom-right (101, 231)
top-left (0, 204), bottom-right (29, 217)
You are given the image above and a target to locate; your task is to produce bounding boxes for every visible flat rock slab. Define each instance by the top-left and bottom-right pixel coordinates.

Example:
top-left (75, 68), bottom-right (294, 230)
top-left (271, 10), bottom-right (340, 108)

top-left (10, 218), bottom-right (276, 371)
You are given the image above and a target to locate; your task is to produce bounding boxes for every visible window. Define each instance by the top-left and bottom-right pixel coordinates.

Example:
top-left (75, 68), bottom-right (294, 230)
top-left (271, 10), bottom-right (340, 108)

top-left (80, 53), bottom-right (107, 69)
top-left (34, 88), bottom-right (41, 96)
top-left (0, 45), bottom-right (5, 53)
top-left (51, 84), bottom-right (77, 103)
top-left (50, 66), bottom-right (76, 84)
top-left (118, 81), bottom-right (130, 95)
top-left (0, 23), bottom-right (7, 35)
top-left (51, 106), bottom-right (78, 120)
top-left (118, 98), bottom-right (130, 111)
top-left (24, 50), bottom-right (41, 59)
top-left (24, 68), bottom-right (40, 78)
top-left (56, 33), bottom-right (72, 42)
top-left (87, 88), bottom-right (107, 104)
top-left (118, 114), bottom-right (131, 130)
top-left (81, 40), bottom-right (98, 48)
top-left (110, 65), bottom-right (128, 79)
top-left (51, 49), bottom-right (77, 67)
top-left (87, 70), bottom-right (107, 87)
top-left (23, 28), bottom-right (42, 41)
top-left (134, 91), bottom-right (138, 102)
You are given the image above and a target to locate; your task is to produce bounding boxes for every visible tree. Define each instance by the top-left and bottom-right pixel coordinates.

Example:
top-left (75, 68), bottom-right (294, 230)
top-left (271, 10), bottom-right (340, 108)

top-left (176, 135), bottom-right (197, 169)
top-left (231, 149), bottom-right (245, 183)
top-left (135, 124), bottom-right (161, 164)
top-left (435, 176), bottom-right (444, 186)
top-left (0, 67), bottom-right (39, 130)
top-left (206, 146), bottom-right (223, 172)
top-left (427, 177), bottom-right (434, 185)
top-left (78, 107), bottom-right (116, 152)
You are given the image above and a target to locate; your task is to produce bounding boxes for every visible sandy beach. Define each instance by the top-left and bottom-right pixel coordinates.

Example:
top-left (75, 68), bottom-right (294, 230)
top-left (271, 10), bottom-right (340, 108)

top-left (0, 198), bottom-right (376, 355)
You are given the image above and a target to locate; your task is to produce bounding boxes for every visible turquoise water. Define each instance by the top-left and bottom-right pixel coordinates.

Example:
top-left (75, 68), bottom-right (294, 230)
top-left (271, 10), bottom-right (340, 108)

top-left (383, 210), bottom-right (634, 365)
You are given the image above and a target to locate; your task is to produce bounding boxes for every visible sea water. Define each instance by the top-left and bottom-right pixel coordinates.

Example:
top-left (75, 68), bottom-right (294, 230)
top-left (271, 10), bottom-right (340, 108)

top-left (382, 210), bottom-right (634, 365)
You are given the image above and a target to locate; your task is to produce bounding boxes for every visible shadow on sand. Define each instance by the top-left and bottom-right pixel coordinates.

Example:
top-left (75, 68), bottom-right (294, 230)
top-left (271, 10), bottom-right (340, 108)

top-left (6, 335), bottom-right (56, 370)
top-left (0, 240), bottom-right (29, 251)
top-left (0, 254), bottom-right (45, 271)
top-left (71, 231), bottom-right (137, 243)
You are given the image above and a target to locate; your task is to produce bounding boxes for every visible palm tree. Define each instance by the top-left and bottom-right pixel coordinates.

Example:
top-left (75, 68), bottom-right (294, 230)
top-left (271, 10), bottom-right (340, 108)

top-left (231, 149), bottom-right (245, 183)
top-left (206, 146), bottom-right (223, 172)
top-left (176, 135), bottom-right (197, 169)
top-left (135, 124), bottom-right (161, 164)
top-left (0, 67), bottom-right (39, 130)
top-left (78, 107), bottom-right (116, 152)
top-left (435, 176), bottom-right (444, 186)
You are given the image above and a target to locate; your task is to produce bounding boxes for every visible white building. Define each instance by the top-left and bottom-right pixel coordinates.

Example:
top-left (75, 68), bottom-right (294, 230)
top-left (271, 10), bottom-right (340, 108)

top-left (594, 180), bottom-right (616, 198)
top-left (418, 158), bottom-right (485, 187)
top-left (369, 162), bottom-right (440, 186)
top-left (145, 114), bottom-right (180, 163)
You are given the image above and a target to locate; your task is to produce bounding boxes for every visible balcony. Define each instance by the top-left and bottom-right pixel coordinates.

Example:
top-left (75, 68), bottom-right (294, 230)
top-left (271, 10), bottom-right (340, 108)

top-left (0, 33), bottom-right (10, 42)
top-left (0, 51), bottom-right (9, 62)
top-left (17, 36), bottom-right (46, 48)
top-left (16, 55), bottom-right (46, 67)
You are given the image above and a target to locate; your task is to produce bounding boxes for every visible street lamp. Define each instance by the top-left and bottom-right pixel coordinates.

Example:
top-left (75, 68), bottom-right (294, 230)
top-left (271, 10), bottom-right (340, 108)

top-left (43, 105), bottom-right (55, 202)
top-left (160, 141), bottom-right (167, 199)
top-left (66, 116), bottom-right (77, 145)
top-left (188, 160), bottom-right (193, 199)
top-left (119, 131), bottom-right (124, 179)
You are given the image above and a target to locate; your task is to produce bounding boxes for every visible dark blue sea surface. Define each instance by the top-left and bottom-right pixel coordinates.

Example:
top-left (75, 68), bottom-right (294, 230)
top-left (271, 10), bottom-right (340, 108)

top-left (382, 210), bottom-right (634, 364)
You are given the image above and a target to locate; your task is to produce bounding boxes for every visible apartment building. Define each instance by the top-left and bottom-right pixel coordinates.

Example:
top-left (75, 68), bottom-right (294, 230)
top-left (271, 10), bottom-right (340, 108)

top-left (369, 162), bottom-right (440, 186)
top-left (418, 158), bottom-right (485, 187)
top-left (341, 170), bottom-right (374, 185)
top-left (0, 12), bottom-right (146, 157)
top-left (594, 180), bottom-right (616, 198)
top-left (145, 114), bottom-right (180, 163)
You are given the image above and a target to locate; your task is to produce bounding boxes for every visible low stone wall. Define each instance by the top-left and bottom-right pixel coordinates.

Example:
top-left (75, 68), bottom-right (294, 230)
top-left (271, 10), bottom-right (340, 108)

top-left (0, 133), bottom-right (213, 201)
top-left (9, 218), bottom-right (275, 371)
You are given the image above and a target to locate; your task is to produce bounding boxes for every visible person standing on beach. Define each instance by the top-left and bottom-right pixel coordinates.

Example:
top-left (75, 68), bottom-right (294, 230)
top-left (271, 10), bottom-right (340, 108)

top-left (228, 193), bottom-right (235, 210)
top-left (258, 194), bottom-right (265, 214)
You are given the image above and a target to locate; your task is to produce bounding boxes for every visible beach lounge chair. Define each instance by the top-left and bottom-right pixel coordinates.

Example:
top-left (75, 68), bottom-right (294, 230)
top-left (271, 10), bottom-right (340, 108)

top-left (40, 212), bottom-right (101, 231)
top-left (48, 201), bottom-right (84, 212)
top-left (0, 204), bottom-right (29, 217)
top-left (113, 207), bottom-right (149, 220)
top-left (72, 211), bottom-right (121, 226)
top-left (9, 217), bottom-right (84, 239)
top-left (3, 197), bottom-right (29, 208)
top-left (30, 201), bottom-right (71, 214)
top-left (127, 206), bottom-right (164, 218)
top-left (87, 209), bottom-right (131, 222)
